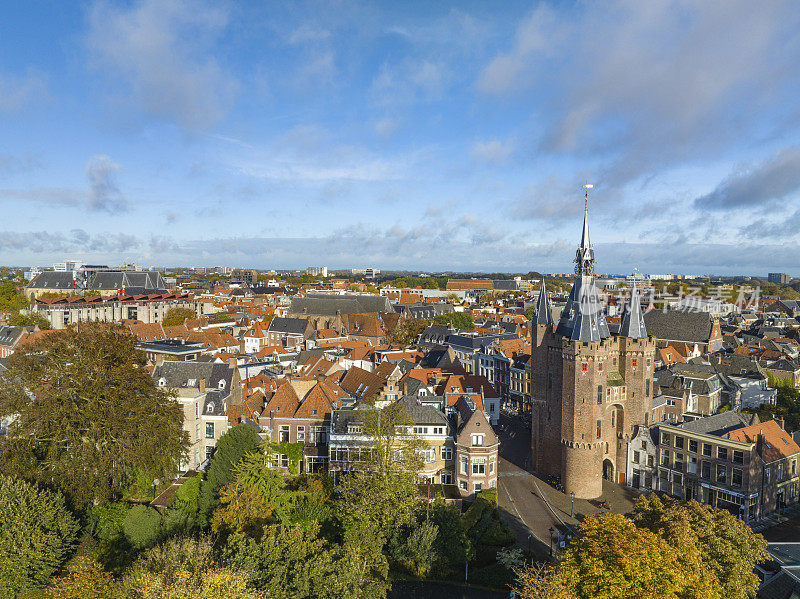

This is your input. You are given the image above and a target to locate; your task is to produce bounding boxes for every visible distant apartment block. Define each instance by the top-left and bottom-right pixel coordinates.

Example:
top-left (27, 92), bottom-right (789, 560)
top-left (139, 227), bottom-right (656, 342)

top-left (768, 272), bottom-right (790, 285)
top-left (307, 266), bottom-right (328, 277)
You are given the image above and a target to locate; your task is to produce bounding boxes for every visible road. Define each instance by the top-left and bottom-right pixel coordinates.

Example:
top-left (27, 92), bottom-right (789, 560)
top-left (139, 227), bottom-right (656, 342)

top-left (496, 410), bottom-right (569, 558)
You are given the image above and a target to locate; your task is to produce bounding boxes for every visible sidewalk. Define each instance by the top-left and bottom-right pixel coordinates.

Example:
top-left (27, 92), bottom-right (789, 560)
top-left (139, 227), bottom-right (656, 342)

top-left (752, 504), bottom-right (800, 536)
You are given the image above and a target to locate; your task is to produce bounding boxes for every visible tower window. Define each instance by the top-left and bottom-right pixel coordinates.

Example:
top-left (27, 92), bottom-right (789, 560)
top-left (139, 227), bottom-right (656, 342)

top-left (596, 420), bottom-right (602, 439)
top-left (632, 359), bottom-right (638, 368)
top-left (582, 363), bottom-right (588, 372)
top-left (597, 385), bottom-right (602, 404)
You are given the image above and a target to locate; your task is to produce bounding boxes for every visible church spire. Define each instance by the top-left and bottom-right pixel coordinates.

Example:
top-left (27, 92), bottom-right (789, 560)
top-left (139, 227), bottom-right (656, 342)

top-left (534, 281), bottom-right (552, 325)
top-left (575, 184), bottom-right (595, 276)
top-left (620, 280), bottom-right (647, 338)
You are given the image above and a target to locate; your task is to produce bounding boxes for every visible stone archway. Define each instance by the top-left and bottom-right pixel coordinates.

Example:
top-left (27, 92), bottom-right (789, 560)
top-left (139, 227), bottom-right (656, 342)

top-left (603, 459), bottom-right (614, 481)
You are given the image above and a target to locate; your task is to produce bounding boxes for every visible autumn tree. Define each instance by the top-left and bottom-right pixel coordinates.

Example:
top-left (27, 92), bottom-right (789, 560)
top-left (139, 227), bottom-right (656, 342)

top-left (0, 475), bottom-right (80, 598)
top-left (0, 323), bottom-right (187, 507)
top-left (387, 318), bottom-right (428, 346)
top-left (514, 497), bottom-right (769, 599)
top-left (162, 307), bottom-right (197, 326)
top-left (433, 312), bottom-right (474, 331)
top-left (46, 557), bottom-right (119, 599)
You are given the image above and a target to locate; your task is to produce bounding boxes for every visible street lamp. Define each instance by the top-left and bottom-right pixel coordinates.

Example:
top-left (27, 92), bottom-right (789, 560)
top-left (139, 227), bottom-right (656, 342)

top-left (549, 527), bottom-right (555, 558)
top-left (527, 534), bottom-right (532, 555)
top-left (571, 491), bottom-right (575, 518)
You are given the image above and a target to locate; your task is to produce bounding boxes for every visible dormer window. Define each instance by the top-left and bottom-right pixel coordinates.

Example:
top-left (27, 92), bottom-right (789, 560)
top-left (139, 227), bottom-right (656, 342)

top-left (158, 377), bottom-right (166, 387)
top-left (207, 402), bottom-right (215, 413)
top-left (348, 424), bottom-right (362, 434)
top-left (218, 380), bottom-right (226, 390)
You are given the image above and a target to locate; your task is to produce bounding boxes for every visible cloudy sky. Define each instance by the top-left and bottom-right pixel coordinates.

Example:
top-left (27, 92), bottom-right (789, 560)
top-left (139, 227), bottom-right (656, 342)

top-left (2, 1), bottom-right (800, 275)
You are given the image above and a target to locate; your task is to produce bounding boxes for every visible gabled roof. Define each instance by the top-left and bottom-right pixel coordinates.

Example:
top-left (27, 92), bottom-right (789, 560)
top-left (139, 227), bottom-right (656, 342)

top-left (338, 366), bottom-right (384, 403)
top-left (263, 382), bottom-right (301, 417)
top-left (268, 317), bottom-right (309, 335)
top-left (679, 411), bottom-right (758, 436)
top-left (726, 419), bottom-right (800, 462)
top-left (289, 294), bottom-right (391, 316)
top-left (643, 310), bottom-right (715, 344)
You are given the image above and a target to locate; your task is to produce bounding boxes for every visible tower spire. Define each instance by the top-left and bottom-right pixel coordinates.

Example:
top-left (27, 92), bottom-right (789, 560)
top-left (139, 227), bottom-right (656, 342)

top-left (575, 184), bottom-right (595, 276)
top-left (534, 281), bottom-right (552, 325)
top-left (620, 280), bottom-right (647, 338)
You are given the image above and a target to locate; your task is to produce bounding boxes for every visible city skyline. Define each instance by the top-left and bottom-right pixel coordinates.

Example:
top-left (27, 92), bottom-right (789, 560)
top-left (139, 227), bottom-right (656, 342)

top-left (2, 1), bottom-right (800, 273)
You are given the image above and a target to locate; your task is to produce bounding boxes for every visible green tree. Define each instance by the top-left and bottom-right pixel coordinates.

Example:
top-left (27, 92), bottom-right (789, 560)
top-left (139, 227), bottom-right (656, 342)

top-left (387, 318), bottom-right (428, 345)
top-left (0, 279), bottom-right (29, 314)
top-left (391, 521), bottom-right (439, 577)
top-left (524, 306), bottom-right (536, 320)
top-left (198, 424), bottom-right (260, 524)
top-left (0, 475), bottom-right (80, 598)
top-left (433, 312), bottom-right (474, 331)
top-left (0, 324), bottom-right (187, 507)
top-left (162, 307), bottom-right (197, 326)
top-left (123, 505), bottom-right (163, 550)
top-left (7, 311), bottom-right (51, 329)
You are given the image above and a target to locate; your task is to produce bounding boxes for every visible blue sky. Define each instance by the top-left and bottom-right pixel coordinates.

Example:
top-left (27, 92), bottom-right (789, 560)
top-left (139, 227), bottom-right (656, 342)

top-left (3, 1), bottom-right (800, 275)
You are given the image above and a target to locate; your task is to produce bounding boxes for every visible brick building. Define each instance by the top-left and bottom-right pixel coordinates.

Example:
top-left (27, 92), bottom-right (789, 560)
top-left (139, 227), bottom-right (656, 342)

top-left (531, 198), bottom-right (656, 499)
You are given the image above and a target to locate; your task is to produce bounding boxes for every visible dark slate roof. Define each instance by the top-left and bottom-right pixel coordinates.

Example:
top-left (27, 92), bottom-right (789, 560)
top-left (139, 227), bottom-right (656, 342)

top-left (419, 324), bottom-right (452, 346)
top-left (757, 569), bottom-right (800, 599)
top-left (330, 407), bottom-right (363, 435)
top-left (678, 411), bottom-right (758, 437)
top-left (396, 303), bottom-right (453, 319)
top-left (289, 294), bottom-right (391, 316)
top-left (203, 389), bottom-right (227, 416)
top-left (267, 317), bottom-right (309, 335)
top-left (556, 276), bottom-right (610, 342)
top-left (152, 361), bottom-right (233, 391)
top-left (0, 326), bottom-right (27, 347)
top-left (398, 395), bottom-right (448, 426)
top-left (492, 279), bottom-right (518, 291)
top-left (643, 310), bottom-right (714, 343)
top-left (26, 272), bottom-right (75, 290)
top-left (447, 333), bottom-right (517, 351)
top-left (711, 354), bottom-right (766, 379)
top-left (534, 284), bottom-right (552, 326)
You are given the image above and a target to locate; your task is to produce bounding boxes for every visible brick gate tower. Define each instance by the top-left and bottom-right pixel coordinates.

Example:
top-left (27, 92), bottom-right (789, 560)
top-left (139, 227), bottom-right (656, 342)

top-left (530, 189), bottom-right (655, 499)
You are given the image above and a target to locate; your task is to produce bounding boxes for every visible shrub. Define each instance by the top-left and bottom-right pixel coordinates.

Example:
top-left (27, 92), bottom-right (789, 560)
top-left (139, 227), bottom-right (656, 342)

top-left (480, 520), bottom-right (516, 547)
top-left (123, 505), bottom-right (162, 550)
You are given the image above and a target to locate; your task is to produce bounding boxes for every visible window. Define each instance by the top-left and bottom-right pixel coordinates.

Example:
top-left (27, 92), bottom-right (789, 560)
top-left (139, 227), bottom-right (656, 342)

top-left (348, 424), bottom-right (362, 434)
top-left (473, 458), bottom-right (486, 474)
top-left (205, 422), bottom-right (215, 439)
top-left (442, 446), bottom-right (453, 461)
top-left (489, 456), bottom-right (495, 474)
top-left (689, 440), bottom-right (698, 453)
top-left (460, 456), bottom-right (468, 475)
top-left (205, 446), bottom-right (214, 461)
top-left (613, 357), bottom-right (617, 366)
top-left (632, 359), bottom-right (638, 368)
top-left (474, 482), bottom-right (483, 492)
top-left (598, 362), bottom-right (603, 372)
top-left (646, 380), bottom-right (650, 396)
top-left (297, 426), bottom-right (305, 442)
top-left (472, 434), bottom-right (484, 446)
top-left (441, 471), bottom-right (453, 484)
top-left (596, 420), bottom-right (602, 439)
top-left (641, 440), bottom-right (647, 450)
top-left (647, 454), bottom-right (654, 467)
top-left (733, 450), bottom-right (744, 464)
top-left (717, 447), bottom-right (728, 461)
top-left (732, 468), bottom-right (743, 487)
top-left (310, 426), bottom-right (326, 444)
top-left (420, 449), bottom-right (435, 463)
top-left (633, 450), bottom-right (640, 463)
top-left (459, 479), bottom-right (468, 490)
top-left (661, 449), bottom-right (670, 466)
top-left (582, 363), bottom-right (587, 372)
top-left (611, 411), bottom-right (616, 428)
top-left (674, 436), bottom-right (684, 449)
top-left (597, 385), bottom-right (603, 404)
top-left (716, 464), bottom-right (726, 484)
top-left (279, 425), bottom-right (290, 443)
top-left (661, 433), bottom-right (671, 445)
top-left (701, 461), bottom-right (711, 480)
top-left (702, 443), bottom-right (712, 457)
top-left (674, 452), bottom-right (684, 471)
top-left (280, 454), bottom-right (289, 468)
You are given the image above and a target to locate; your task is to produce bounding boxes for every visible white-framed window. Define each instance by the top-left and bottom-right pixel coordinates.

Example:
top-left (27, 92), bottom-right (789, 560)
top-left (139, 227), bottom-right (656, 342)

top-left (489, 456), bottom-right (495, 474)
top-left (474, 482), bottom-right (482, 492)
top-left (441, 471), bottom-right (453, 484)
top-left (442, 446), bottom-right (453, 461)
top-left (472, 457), bottom-right (486, 475)
top-left (279, 425), bottom-right (290, 442)
top-left (348, 424), bottom-right (362, 434)
top-left (205, 422), bottom-right (215, 439)
top-left (472, 434), bottom-right (484, 446)
top-left (459, 479), bottom-right (468, 490)
top-left (420, 448), bottom-right (435, 463)
top-left (459, 455), bottom-right (468, 475)
top-left (297, 426), bottom-right (305, 442)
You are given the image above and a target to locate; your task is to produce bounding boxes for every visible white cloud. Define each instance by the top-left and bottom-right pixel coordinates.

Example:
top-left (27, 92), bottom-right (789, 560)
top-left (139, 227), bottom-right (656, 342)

top-left (86, 155), bottom-right (128, 214)
top-left (470, 139), bottom-right (514, 164)
top-left (87, 0), bottom-right (237, 132)
top-left (0, 70), bottom-right (48, 113)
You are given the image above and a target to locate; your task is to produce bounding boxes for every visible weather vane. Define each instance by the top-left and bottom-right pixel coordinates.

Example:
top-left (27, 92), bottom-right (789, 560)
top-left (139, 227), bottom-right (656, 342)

top-left (582, 183), bottom-right (593, 209)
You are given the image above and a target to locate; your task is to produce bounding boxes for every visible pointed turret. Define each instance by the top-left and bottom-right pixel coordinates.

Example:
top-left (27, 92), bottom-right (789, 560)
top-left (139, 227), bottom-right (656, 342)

top-left (534, 282), bottom-right (552, 325)
top-left (620, 281), bottom-right (647, 338)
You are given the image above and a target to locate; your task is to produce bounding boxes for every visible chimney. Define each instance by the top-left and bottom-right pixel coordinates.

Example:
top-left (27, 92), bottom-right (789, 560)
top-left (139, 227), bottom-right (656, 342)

top-left (778, 417), bottom-right (786, 431)
top-left (756, 431), bottom-right (765, 457)
top-left (228, 356), bottom-right (238, 369)
top-left (199, 378), bottom-right (206, 393)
